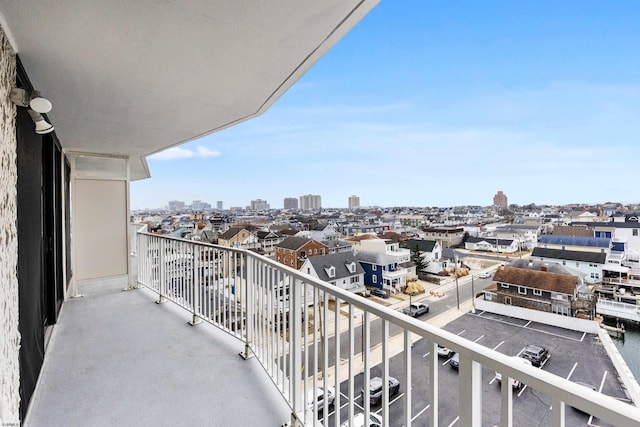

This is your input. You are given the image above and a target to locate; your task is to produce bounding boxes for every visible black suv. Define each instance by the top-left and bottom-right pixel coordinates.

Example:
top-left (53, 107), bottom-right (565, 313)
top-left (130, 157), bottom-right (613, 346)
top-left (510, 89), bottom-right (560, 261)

top-left (361, 377), bottom-right (400, 406)
top-left (521, 344), bottom-right (549, 367)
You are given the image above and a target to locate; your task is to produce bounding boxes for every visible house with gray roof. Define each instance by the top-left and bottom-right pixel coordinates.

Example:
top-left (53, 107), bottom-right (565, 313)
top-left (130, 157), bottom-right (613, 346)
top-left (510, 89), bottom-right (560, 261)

top-left (355, 251), bottom-right (408, 293)
top-left (300, 253), bottom-right (365, 298)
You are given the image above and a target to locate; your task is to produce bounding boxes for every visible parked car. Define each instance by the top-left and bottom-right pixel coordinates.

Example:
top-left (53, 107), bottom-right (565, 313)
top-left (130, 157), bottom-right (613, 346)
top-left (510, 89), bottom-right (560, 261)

top-left (437, 344), bottom-right (452, 357)
top-left (477, 271), bottom-right (492, 279)
top-left (361, 376), bottom-right (400, 406)
top-left (449, 352), bottom-right (460, 369)
top-left (370, 288), bottom-right (389, 299)
top-left (521, 344), bottom-right (550, 367)
top-left (402, 302), bottom-right (429, 317)
top-left (495, 357), bottom-right (532, 389)
top-left (340, 412), bottom-right (382, 427)
top-left (355, 289), bottom-right (371, 298)
top-left (306, 386), bottom-right (335, 412)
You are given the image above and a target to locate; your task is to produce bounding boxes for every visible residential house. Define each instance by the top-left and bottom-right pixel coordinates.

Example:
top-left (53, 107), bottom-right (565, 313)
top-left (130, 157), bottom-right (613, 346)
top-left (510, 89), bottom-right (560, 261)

top-left (217, 226), bottom-right (259, 249)
top-left (256, 230), bottom-right (284, 256)
top-left (421, 227), bottom-right (465, 248)
top-left (275, 236), bottom-right (329, 270)
top-left (465, 237), bottom-right (519, 254)
top-left (487, 264), bottom-right (581, 316)
top-left (401, 239), bottom-right (442, 264)
top-left (538, 235), bottom-right (610, 254)
top-left (300, 252), bottom-right (366, 302)
top-left (530, 247), bottom-right (606, 285)
top-left (355, 251), bottom-right (407, 293)
top-left (343, 233), bottom-right (379, 251)
top-left (494, 224), bottom-right (541, 250)
top-left (322, 239), bottom-right (353, 254)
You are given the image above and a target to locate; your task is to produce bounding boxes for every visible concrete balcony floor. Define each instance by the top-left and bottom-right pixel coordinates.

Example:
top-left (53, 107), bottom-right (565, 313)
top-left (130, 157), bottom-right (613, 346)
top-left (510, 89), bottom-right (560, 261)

top-left (25, 277), bottom-right (291, 427)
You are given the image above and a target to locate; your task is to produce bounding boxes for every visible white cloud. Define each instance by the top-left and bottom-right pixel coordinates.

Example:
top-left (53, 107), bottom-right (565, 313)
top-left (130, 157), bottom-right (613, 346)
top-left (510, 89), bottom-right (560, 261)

top-left (150, 145), bottom-right (221, 161)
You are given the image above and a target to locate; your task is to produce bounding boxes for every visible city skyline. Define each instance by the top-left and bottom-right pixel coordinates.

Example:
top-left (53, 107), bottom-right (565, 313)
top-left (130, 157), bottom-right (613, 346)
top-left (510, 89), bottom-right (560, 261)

top-left (131, 2), bottom-right (640, 210)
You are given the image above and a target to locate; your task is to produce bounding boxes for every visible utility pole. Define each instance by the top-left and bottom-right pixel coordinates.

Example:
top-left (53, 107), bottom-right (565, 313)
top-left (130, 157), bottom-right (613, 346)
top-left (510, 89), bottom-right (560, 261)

top-left (471, 275), bottom-right (476, 313)
top-left (454, 252), bottom-right (460, 310)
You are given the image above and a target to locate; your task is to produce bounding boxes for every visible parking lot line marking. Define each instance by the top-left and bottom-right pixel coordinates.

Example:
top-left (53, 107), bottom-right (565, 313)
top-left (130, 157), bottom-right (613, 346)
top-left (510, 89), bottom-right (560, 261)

top-left (598, 371), bottom-right (608, 393)
top-left (412, 403), bottom-right (430, 422)
top-left (372, 393), bottom-right (405, 416)
top-left (566, 362), bottom-right (578, 380)
top-left (442, 357), bottom-right (452, 366)
top-left (473, 334), bottom-right (485, 343)
top-left (422, 351), bottom-right (430, 358)
top-left (492, 341), bottom-right (504, 351)
top-left (516, 347), bottom-right (525, 357)
top-left (447, 415), bottom-right (459, 427)
top-left (524, 320), bottom-right (532, 327)
top-left (489, 376), bottom-right (497, 385)
top-left (468, 312), bottom-right (584, 341)
top-left (580, 332), bottom-right (586, 342)
top-left (477, 311), bottom-right (485, 316)
top-left (517, 384), bottom-right (528, 397)
top-left (457, 329), bottom-right (466, 336)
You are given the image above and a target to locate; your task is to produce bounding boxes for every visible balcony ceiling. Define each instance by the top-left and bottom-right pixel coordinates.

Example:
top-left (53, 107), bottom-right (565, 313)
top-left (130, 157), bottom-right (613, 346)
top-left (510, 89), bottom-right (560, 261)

top-left (0, 1), bottom-right (378, 179)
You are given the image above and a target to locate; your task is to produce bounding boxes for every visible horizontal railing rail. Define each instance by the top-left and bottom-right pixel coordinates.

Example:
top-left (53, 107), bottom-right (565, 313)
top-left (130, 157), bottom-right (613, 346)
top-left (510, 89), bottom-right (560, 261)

top-left (136, 231), bottom-right (640, 427)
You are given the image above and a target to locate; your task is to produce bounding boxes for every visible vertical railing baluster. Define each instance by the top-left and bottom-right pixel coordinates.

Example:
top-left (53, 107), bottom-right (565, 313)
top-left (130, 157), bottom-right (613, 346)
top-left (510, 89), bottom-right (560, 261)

top-left (334, 296), bottom-right (341, 424)
top-left (363, 311), bottom-right (370, 427)
top-left (430, 342), bottom-right (439, 427)
top-left (290, 276), bottom-right (303, 424)
top-left (382, 319), bottom-right (389, 427)
top-left (189, 244), bottom-right (201, 325)
top-left (501, 373), bottom-right (513, 427)
top-left (348, 304), bottom-right (355, 426)
top-left (551, 398), bottom-right (565, 427)
top-left (404, 330), bottom-right (412, 427)
top-left (459, 354), bottom-right (482, 427)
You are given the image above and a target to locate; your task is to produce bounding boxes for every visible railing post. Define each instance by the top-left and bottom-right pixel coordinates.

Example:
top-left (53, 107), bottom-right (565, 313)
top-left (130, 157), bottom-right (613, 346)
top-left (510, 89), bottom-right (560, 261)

top-left (156, 237), bottom-right (166, 304)
top-left (236, 255), bottom-right (257, 360)
top-left (189, 244), bottom-right (202, 326)
top-left (240, 253), bottom-right (254, 359)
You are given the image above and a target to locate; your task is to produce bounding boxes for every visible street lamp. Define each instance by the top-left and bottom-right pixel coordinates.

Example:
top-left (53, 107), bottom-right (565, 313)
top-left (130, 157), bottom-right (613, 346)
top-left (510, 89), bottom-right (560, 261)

top-left (454, 252), bottom-right (460, 310)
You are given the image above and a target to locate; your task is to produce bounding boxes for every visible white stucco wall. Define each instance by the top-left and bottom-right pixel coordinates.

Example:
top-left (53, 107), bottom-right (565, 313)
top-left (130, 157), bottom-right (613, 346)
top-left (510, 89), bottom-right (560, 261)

top-left (0, 26), bottom-right (19, 424)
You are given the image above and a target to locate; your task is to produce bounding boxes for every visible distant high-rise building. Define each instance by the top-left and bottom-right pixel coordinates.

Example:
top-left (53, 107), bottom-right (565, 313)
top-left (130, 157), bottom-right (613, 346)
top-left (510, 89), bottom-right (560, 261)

top-left (493, 191), bottom-right (508, 209)
top-left (216, 201), bottom-right (223, 210)
top-left (190, 200), bottom-right (211, 211)
top-left (299, 194), bottom-right (321, 210)
top-left (250, 199), bottom-right (270, 211)
top-left (284, 197), bottom-right (298, 210)
top-left (168, 200), bottom-right (186, 211)
top-left (348, 195), bottom-right (360, 209)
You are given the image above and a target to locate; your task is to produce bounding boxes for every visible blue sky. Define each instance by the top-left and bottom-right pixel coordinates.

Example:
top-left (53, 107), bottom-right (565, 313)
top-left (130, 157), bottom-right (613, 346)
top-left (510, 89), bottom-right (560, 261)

top-left (131, 1), bottom-right (640, 210)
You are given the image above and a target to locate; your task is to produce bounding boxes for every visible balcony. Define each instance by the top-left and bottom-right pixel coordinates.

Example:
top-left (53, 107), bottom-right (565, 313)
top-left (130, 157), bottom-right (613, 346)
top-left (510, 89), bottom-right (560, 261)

top-left (26, 232), bottom-right (640, 426)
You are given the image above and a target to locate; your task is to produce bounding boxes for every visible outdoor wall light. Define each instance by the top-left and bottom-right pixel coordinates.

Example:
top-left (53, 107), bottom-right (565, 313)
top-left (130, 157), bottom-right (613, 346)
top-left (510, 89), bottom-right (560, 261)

top-left (27, 109), bottom-right (54, 135)
top-left (10, 87), bottom-right (52, 113)
top-left (10, 87), bottom-right (54, 134)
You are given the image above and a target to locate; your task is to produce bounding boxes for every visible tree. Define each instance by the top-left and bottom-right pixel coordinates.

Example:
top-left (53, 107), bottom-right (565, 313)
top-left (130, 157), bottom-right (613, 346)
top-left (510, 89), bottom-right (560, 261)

top-left (410, 244), bottom-right (427, 272)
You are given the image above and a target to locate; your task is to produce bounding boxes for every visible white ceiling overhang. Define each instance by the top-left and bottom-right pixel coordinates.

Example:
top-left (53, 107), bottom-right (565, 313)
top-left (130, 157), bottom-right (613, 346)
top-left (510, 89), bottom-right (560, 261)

top-left (0, 1), bottom-right (379, 179)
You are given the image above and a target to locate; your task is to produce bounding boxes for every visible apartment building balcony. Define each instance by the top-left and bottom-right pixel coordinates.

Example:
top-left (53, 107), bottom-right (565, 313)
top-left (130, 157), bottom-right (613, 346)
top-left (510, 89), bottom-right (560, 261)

top-left (25, 233), bottom-right (640, 426)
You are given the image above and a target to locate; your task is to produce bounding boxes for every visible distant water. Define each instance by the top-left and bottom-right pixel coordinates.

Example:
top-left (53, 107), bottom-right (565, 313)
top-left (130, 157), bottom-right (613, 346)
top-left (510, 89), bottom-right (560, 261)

top-left (611, 323), bottom-right (640, 384)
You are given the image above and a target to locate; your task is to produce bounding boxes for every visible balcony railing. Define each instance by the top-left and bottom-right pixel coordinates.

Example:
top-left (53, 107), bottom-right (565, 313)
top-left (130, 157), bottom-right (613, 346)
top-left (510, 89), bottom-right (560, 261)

top-left (136, 232), bottom-right (640, 427)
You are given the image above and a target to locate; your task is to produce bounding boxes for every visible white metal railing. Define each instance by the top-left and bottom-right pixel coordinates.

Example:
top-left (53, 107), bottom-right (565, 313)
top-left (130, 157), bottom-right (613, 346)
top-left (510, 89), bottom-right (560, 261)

top-left (136, 232), bottom-right (640, 427)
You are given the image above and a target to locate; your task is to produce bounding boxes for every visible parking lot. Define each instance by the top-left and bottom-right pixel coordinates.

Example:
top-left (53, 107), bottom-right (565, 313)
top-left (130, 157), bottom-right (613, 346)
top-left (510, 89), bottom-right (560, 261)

top-left (322, 311), bottom-right (629, 426)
